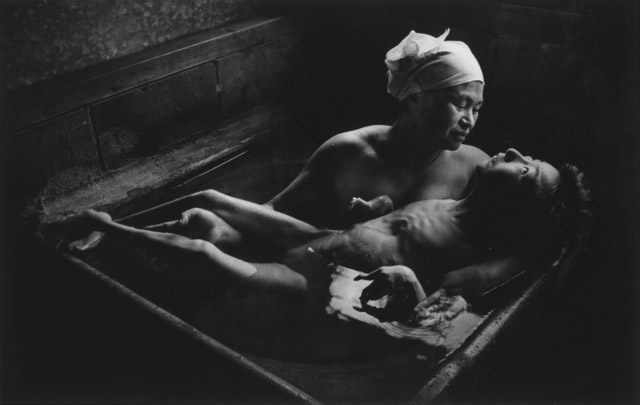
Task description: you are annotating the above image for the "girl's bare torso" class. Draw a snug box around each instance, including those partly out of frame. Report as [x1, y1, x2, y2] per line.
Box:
[283, 199, 482, 282]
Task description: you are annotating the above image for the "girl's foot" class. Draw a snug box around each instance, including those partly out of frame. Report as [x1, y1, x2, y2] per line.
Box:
[56, 209, 111, 251]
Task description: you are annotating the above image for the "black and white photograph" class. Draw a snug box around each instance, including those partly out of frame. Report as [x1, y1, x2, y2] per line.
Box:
[1, 0, 638, 403]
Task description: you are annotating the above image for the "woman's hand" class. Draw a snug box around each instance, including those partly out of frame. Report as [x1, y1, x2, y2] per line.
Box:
[354, 265, 426, 322]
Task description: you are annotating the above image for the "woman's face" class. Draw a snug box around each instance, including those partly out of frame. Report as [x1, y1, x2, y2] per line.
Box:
[409, 81, 484, 150]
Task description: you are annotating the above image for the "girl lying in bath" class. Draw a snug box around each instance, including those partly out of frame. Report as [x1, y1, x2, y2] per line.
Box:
[57, 148, 591, 323]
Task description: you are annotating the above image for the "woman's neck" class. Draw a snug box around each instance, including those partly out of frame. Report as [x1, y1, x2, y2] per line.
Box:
[386, 116, 441, 168]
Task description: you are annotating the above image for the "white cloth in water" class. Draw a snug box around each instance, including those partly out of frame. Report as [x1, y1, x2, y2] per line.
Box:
[385, 29, 484, 101]
[326, 266, 486, 352]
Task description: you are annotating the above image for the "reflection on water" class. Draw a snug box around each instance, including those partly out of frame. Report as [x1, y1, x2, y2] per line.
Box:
[79, 236, 420, 364]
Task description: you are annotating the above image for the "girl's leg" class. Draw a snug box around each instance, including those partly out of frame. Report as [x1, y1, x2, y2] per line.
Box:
[65, 207, 235, 252]
[62, 210, 309, 292]
[118, 189, 325, 250]
[143, 208, 243, 247]
[117, 190, 219, 228]
[65, 190, 237, 251]
[244, 262, 309, 293]
[191, 190, 326, 250]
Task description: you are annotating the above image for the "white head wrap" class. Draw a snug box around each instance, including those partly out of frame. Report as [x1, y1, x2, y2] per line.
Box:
[386, 29, 484, 101]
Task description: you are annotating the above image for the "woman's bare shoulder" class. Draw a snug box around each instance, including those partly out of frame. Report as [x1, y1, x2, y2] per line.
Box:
[320, 125, 391, 154]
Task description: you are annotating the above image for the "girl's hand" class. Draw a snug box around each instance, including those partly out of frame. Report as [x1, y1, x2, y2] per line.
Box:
[354, 265, 426, 322]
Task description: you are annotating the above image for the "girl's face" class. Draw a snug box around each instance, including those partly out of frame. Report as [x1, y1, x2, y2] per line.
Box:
[478, 148, 561, 248]
[409, 81, 484, 151]
[481, 148, 560, 196]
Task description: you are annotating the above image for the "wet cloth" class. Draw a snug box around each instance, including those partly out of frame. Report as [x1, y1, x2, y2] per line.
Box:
[386, 29, 484, 101]
[326, 265, 486, 352]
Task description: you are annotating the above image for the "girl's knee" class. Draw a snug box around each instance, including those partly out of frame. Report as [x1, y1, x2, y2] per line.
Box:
[181, 207, 209, 223]
[178, 208, 233, 243]
[197, 189, 225, 207]
[185, 238, 220, 269]
[190, 238, 213, 254]
[181, 206, 211, 223]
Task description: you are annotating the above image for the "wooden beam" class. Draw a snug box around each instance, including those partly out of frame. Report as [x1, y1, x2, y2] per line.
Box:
[39, 106, 277, 222]
[2, 15, 298, 137]
[379, 0, 594, 43]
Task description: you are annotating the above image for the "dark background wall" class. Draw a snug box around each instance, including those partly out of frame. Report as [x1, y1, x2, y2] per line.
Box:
[298, 3, 640, 401]
[0, 0, 259, 91]
[1, 0, 638, 403]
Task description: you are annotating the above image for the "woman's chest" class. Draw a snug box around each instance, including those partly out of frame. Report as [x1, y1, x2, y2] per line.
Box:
[333, 158, 472, 209]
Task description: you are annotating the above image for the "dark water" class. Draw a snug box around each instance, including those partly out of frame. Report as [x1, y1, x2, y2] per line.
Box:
[77, 234, 423, 365]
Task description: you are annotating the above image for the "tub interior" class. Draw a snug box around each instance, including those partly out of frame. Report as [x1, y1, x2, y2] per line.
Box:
[33, 110, 576, 403]
[24, 6, 592, 400]
[53, 145, 518, 402]
[6, 2, 630, 402]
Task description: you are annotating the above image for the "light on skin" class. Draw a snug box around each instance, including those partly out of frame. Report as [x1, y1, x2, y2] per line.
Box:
[481, 148, 560, 191]
[407, 81, 484, 153]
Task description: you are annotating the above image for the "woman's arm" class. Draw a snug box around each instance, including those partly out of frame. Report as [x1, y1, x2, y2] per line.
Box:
[266, 131, 371, 227]
[265, 138, 339, 225]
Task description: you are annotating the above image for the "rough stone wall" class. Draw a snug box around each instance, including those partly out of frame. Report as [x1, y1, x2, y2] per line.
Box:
[0, 0, 258, 91]
[0, 15, 302, 224]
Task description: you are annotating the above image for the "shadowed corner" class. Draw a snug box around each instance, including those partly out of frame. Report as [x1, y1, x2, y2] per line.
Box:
[1, 0, 638, 404]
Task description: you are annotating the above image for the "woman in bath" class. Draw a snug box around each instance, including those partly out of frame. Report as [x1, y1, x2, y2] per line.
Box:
[267, 29, 488, 228]
[260, 30, 531, 302]
[58, 149, 590, 322]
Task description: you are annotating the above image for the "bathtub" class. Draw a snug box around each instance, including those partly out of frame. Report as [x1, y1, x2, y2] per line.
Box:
[35, 138, 579, 403]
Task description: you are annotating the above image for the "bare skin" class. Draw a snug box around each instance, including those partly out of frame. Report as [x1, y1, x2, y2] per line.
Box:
[263, 82, 536, 304]
[85, 81, 527, 304]
[263, 83, 559, 307]
[113, 83, 485, 233]
[267, 82, 488, 228]
[59, 149, 560, 322]
[59, 193, 480, 314]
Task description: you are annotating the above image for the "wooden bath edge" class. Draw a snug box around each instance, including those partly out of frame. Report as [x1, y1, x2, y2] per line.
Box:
[33, 226, 574, 403]
[32, 232, 322, 404]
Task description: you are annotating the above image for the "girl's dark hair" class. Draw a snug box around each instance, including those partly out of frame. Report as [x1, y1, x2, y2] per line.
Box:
[531, 163, 592, 260]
